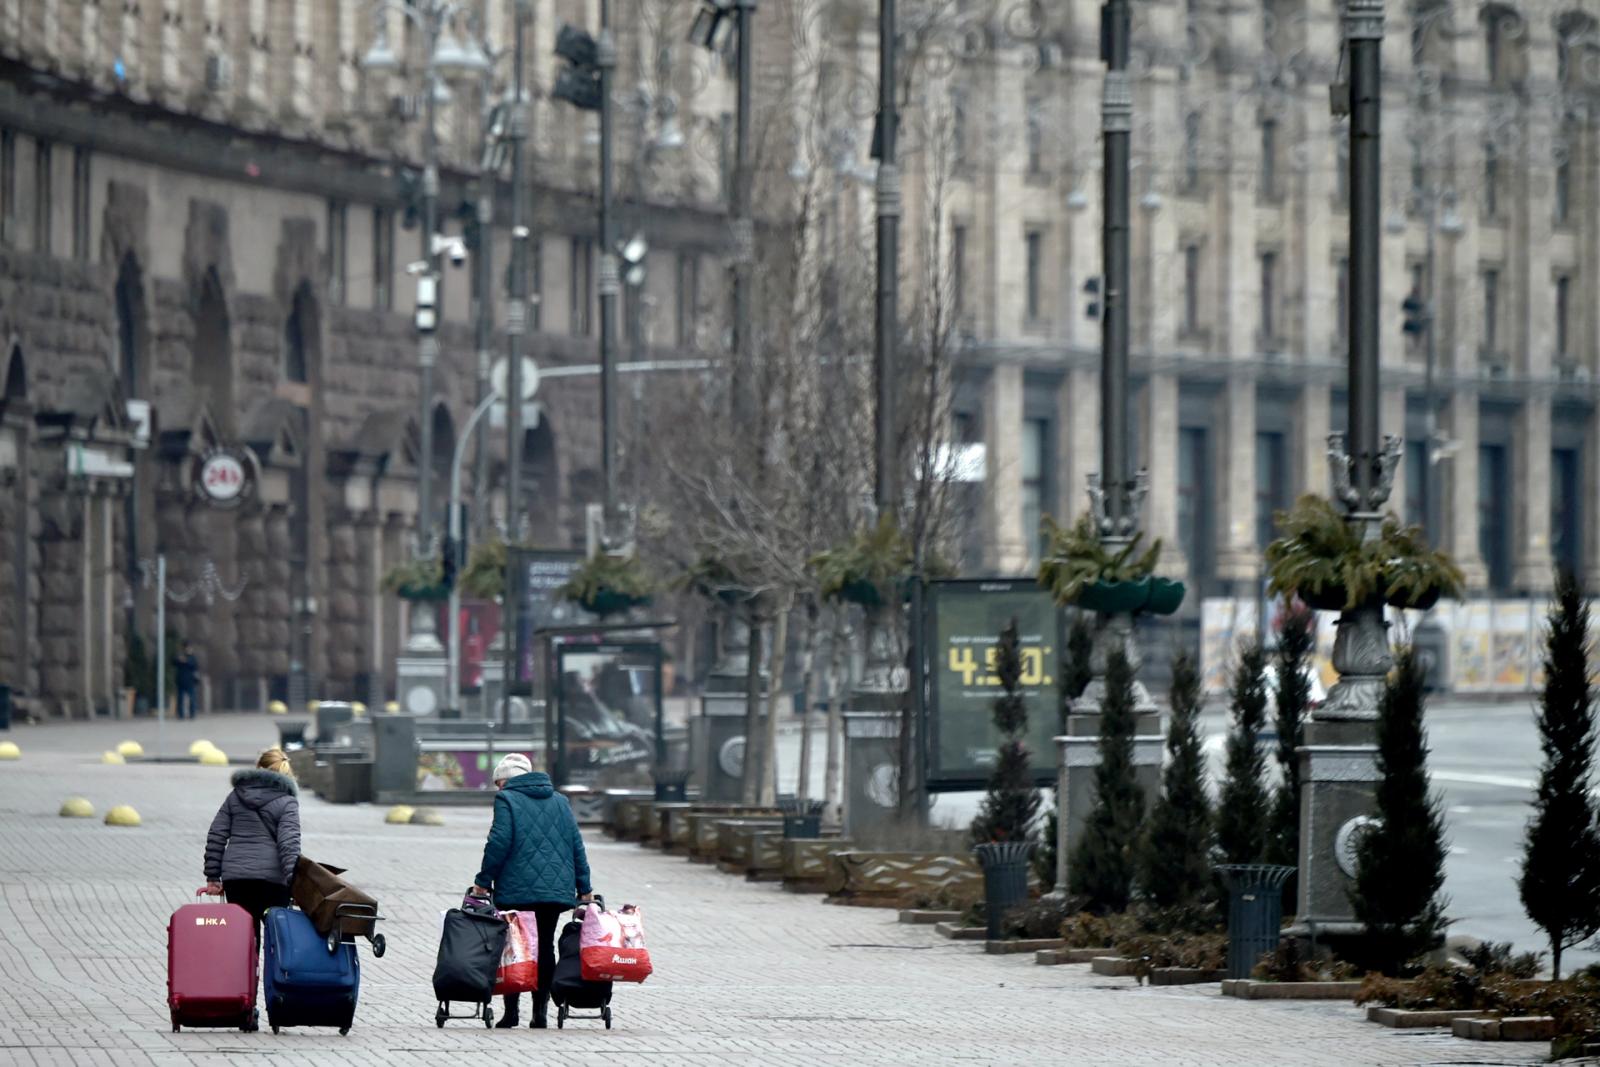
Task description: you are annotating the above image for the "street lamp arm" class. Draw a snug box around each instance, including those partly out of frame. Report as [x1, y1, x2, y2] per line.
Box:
[449, 390, 501, 546]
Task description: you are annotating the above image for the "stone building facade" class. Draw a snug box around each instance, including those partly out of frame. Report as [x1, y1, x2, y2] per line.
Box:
[934, 0, 1600, 604]
[0, 0, 753, 717]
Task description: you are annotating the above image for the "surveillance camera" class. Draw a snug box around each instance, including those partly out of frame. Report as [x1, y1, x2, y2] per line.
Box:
[448, 241, 468, 267]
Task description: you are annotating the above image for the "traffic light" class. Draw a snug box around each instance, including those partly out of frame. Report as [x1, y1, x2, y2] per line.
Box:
[552, 25, 602, 112]
[1402, 290, 1427, 336]
[441, 535, 458, 590]
[1083, 276, 1101, 321]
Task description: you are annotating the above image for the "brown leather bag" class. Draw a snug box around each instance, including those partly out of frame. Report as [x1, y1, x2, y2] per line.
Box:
[290, 857, 379, 941]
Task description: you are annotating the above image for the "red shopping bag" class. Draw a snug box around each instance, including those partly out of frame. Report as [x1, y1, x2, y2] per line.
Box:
[579, 902, 653, 983]
[492, 911, 540, 995]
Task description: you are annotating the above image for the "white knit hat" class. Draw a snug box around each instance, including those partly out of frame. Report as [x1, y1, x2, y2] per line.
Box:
[493, 753, 533, 783]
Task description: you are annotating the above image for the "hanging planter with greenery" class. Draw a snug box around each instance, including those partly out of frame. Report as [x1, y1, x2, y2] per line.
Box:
[1038, 514, 1180, 615]
[380, 556, 449, 601]
[457, 537, 512, 601]
[811, 515, 915, 609]
[559, 551, 655, 618]
[678, 554, 757, 607]
[1264, 495, 1464, 612]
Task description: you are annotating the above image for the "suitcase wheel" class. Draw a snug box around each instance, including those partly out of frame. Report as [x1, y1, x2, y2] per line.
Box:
[603, 1007, 613, 1030]
[339, 1026, 350, 1036]
[557, 1005, 567, 1029]
[271, 1025, 280, 1035]
[171, 1024, 180, 1033]
[435, 1007, 447, 1029]
[371, 933, 387, 958]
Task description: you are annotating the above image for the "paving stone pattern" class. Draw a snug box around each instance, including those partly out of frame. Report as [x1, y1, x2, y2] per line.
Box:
[0, 716, 1549, 1066]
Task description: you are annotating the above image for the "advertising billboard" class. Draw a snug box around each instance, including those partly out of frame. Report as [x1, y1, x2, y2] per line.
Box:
[925, 579, 1061, 791]
[554, 642, 662, 790]
[508, 549, 591, 685]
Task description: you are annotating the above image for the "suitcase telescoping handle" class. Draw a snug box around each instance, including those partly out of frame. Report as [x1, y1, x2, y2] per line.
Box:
[576, 893, 604, 913]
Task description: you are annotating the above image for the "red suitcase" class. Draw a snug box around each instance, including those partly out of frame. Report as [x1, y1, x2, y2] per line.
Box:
[168, 898, 259, 1032]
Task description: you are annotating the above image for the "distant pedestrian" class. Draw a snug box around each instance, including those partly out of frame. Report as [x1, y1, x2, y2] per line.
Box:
[202, 748, 302, 944]
[471, 753, 592, 1029]
[174, 642, 200, 720]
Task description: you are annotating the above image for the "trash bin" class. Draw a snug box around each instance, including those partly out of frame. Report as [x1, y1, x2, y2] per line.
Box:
[974, 841, 1034, 941]
[781, 799, 825, 839]
[0, 685, 10, 730]
[1217, 864, 1296, 980]
[654, 769, 691, 803]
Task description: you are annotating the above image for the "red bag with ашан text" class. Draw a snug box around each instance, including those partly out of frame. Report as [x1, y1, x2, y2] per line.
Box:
[578, 902, 652, 983]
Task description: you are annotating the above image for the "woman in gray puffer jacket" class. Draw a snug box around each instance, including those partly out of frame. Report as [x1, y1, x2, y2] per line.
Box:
[202, 747, 302, 938]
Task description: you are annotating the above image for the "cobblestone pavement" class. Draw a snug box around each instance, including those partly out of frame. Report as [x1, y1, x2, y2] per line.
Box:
[0, 716, 1553, 1066]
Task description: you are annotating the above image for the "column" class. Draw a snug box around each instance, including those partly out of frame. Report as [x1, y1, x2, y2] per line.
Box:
[1445, 392, 1489, 590]
[1511, 395, 1555, 594]
[1142, 374, 1185, 577]
[985, 363, 1027, 573]
[1295, 382, 1332, 498]
[1058, 367, 1099, 526]
[1215, 373, 1258, 586]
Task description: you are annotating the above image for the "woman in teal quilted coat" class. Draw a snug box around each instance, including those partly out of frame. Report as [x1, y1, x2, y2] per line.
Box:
[471, 753, 592, 1029]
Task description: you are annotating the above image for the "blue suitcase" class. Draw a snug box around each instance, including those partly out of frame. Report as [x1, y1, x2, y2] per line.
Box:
[262, 907, 361, 1035]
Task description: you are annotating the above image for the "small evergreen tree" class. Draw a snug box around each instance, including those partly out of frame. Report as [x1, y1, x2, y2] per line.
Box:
[1216, 644, 1271, 865]
[1519, 570, 1600, 980]
[970, 620, 1041, 846]
[1266, 605, 1315, 874]
[1070, 649, 1145, 913]
[1035, 615, 1098, 889]
[1350, 646, 1449, 974]
[1139, 652, 1213, 908]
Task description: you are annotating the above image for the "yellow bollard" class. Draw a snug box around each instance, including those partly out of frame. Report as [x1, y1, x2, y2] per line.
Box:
[0, 740, 19, 760]
[268, 700, 288, 715]
[352, 702, 367, 717]
[101, 751, 125, 765]
[384, 701, 400, 714]
[188, 740, 216, 757]
[308, 700, 321, 712]
[409, 808, 445, 827]
[104, 805, 142, 827]
[59, 797, 95, 818]
[198, 748, 229, 766]
[384, 804, 416, 825]
[115, 740, 144, 758]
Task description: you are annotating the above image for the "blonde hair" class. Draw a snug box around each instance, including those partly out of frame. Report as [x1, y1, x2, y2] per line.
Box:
[258, 747, 293, 776]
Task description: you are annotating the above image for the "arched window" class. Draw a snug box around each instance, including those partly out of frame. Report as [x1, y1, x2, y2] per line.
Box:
[3, 344, 24, 401]
[191, 268, 234, 433]
[1483, 5, 1526, 89]
[1557, 12, 1600, 92]
[116, 253, 144, 395]
[284, 283, 320, 385]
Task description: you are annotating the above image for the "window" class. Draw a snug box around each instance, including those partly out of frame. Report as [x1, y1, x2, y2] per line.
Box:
[1183, 113, 1201, 192]
[1555, 136, 1573, 226]
[1553, 447, 1581, 577]
[371, 207, 393, 310]
[1021, 418, 1050, 568]
[675, 251, 699, 346]
[1255, 431, 1288, 550]
[1478, 443, 1510, 591]
[1406, 263, 1425, 355]
[1337, 132, 1351, 207]
[952, 224, 967, 322]
[1405, 440, 1428, 534]
[528, 237, 543, 332]
[33, 138, 51, 254]
[1259, 250, 1278, 341]
[1024, 229, 1043, 324]
[1485, 8, 1521, 88]
[1482, 268, 1500, 353]
[951, 87, 969, 168]
[1336, 256, 1350, 342]
[1178, 426, 1211, 589]
[1183, 244, 1200, 334]
[0, 129, 13, 246]
[1260, 119, 1278, 200]
[1025, 95, 1043, 175]
[70, 147, 89, 261]
[326, 201, 347, 305]
[570, 237, 594, 337]
[1483, 144, 1499, 218]
[1557, 275, 1571, 360]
